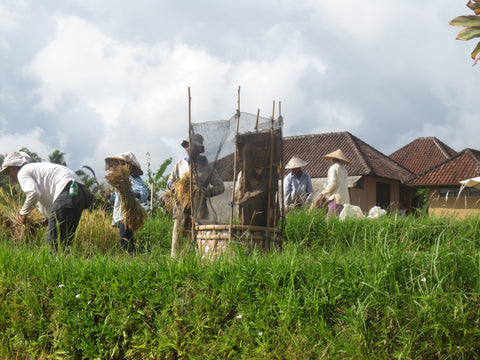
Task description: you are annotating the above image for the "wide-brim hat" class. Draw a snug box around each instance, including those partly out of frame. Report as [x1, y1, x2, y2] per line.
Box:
[105, 152, 143, 175]
[181, 133, 205, 153]
[323, 149, 351, 164]
[285, 156, 308, 169]
[0, 151, 32, 174]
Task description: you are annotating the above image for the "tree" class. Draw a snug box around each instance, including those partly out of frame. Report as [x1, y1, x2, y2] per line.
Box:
[49, 149, 67, 166]
[18, 147, 42, 162]
[450, 0, 480, 65]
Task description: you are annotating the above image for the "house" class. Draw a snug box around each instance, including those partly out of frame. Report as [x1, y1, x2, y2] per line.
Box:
[214, 131, 414, 215]
[407, 148, 480, 218]
[389, 136, 457, 176]
[283, 132, 414, 213]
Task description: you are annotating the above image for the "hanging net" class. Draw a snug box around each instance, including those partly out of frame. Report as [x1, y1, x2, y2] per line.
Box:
[186, 111, 284, 228]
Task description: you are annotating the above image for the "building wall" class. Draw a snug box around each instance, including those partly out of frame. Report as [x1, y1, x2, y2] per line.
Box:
[209, 176, 408, 223]
[428, 188, 480, 218]
[348, 177, 402, 214]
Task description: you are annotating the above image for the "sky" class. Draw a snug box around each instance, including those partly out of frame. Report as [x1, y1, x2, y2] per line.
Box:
[0, 0, 477, 179]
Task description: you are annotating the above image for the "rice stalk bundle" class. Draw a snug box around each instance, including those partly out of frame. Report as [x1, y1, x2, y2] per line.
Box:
[160, 189, 175, 214]
[0, 187, 43, 243]
[174, 172, 197, 211]
[106, 165, 146, 232]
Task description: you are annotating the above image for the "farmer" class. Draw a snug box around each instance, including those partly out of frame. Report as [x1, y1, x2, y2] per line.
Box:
[0, 151, 92, 249]
[314, 149, 350, 216]
[283, 156, 313, 212]
[105, 152, 149, 254]
[167, 133, 224, 257]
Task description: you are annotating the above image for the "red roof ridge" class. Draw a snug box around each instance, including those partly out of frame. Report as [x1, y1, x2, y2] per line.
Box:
[344, 131, 372, 172]
[432, 137, 455, 159]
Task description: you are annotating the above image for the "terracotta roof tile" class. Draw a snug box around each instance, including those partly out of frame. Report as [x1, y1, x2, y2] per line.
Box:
[408, 148, 480, 186]
[215, 131, 413, 182]
[283, 132, 413, 181]
[389, 137, 457, 175]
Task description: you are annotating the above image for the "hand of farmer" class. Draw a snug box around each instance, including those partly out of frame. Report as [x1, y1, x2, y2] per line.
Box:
[126, 190, 140, 199]
[314, 194, 326, 208]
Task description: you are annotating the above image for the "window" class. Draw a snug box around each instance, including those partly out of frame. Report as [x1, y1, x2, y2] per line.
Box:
[438, 186, 480, 198]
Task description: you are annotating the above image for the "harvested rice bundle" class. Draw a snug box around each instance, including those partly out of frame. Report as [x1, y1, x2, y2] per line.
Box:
[160, 189, 174, 214]
[105, 165, 146, 232]
[0, 187, 43, 243]
[174, 172, 197, 210]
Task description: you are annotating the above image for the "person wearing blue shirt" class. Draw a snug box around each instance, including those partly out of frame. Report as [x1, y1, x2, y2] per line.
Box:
[105, 152, 149, 254]
[283, 156, 313, 212]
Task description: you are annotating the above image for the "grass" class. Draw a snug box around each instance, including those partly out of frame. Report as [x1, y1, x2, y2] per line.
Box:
[1, 209, 480, 358]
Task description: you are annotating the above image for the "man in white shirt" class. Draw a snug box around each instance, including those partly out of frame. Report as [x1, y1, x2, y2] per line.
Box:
[316, 149, 350, 216]
[167, 134, 224, 257]
[0, 151, 92, 249]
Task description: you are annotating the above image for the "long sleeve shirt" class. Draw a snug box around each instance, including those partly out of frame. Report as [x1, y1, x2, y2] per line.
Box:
[17, 163, 84, 216]
[112, 174, 149, 223]
[283, 171, 313, 208]
[321, 162, 350, 205]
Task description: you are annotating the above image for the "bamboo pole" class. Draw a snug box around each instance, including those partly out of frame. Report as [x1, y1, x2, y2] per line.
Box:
[150, 183, 154, 213]
[265, 100, 275, 248]
[277, 101, 285, 238]
[229, 86, 241, 244]
[279, 116, 285, 240]
[254, 108, 260, 131]
[188, 87, 195, 241]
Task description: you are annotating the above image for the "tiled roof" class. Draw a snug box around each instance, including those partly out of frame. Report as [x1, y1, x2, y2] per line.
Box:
[215, 131, 413, 182]
[389, 137, 457, 175]
[408, 148, 480, 186]
[283, 132, 413, 181]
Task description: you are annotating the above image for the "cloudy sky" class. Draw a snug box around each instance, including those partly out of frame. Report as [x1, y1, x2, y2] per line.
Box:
[0, 0, 477, 178]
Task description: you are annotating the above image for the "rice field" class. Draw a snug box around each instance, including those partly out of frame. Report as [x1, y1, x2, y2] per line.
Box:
[1, 208, 480, 359]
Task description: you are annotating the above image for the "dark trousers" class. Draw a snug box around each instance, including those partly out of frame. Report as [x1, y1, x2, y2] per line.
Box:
[46, 181, 87, 247]
[119, 221, 135, 254]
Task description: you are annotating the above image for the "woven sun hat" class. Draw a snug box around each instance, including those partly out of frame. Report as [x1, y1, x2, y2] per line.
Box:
[0, 151, 32, 174]
[181, 133, 205, 153]
[285, 156, 308, 169]
[323, 149, 351, 164]
[105, 152, 143, 176]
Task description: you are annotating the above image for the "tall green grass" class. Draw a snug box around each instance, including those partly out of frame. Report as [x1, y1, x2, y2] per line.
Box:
[1, 209, 480, 358]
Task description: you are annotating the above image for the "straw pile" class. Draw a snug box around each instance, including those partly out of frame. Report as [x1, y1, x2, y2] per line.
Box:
[160, 189, 174, 214]
[105, 165, 146, 232]
[174, 172, 197, 211]
[0, 187, 43, 243]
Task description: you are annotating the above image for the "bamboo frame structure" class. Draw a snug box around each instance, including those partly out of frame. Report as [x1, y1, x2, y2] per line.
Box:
[188, 87, 196, 240]
[229, 86, 241, 244]
[278, 101, 286, 236]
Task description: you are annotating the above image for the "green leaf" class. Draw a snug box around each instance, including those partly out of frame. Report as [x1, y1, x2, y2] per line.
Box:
[467, 0, 480, 14]
[456, 26, 480, 40]
[471, 41, 480, 59]
[449, 15, 480, 27]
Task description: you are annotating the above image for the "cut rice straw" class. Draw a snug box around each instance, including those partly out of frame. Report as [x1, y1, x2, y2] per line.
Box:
[105, 165, 146, 232]
[174, 172, 197, 211]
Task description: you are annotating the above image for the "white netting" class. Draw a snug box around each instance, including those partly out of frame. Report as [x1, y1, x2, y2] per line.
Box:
[188, 111, 283, 226]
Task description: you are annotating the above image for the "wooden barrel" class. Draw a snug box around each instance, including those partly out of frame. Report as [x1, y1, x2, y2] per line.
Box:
[195, 224, 283, 255]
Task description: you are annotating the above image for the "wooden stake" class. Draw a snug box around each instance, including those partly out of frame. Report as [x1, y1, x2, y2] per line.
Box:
[229, 86, 241, 244]
[265, 101, 275, 248]
[254, 108, 260, 131]
[188, 87, 195, 241]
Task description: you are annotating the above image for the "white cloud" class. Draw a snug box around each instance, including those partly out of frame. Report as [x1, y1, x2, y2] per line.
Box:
[0, 128, 53, 159]
[0, 0, 478, 175]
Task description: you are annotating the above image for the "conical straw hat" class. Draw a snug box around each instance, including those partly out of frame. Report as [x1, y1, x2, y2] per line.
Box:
[323, 149, 351, 164]
[285, 156, 308, 169]
[105, 152, 143, 175]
